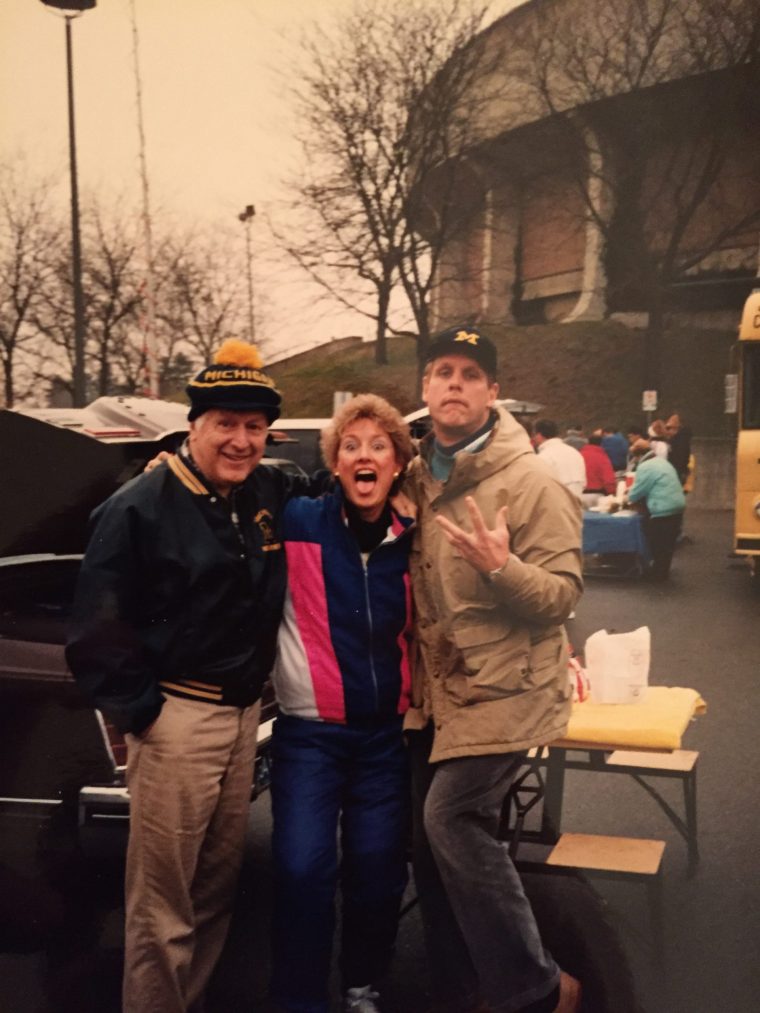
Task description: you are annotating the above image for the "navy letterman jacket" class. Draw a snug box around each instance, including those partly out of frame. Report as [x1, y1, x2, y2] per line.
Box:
[66, 453, 305, 735]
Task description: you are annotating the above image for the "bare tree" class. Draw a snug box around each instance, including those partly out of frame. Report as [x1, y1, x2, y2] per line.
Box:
[81, 201, 144, 395]
[270, 191, 399, 366]
[511, 0, 760, 387]
[0, 161, 264, 407]
[283, 0, 494, 371]
[31, 197, 151, 398]
[28, 197, 214, 400]
[154, 228, 260, 370]
[0, 160, 61, 407]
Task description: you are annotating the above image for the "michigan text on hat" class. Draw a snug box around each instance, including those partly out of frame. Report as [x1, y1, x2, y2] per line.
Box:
[189, 368, 277, 388]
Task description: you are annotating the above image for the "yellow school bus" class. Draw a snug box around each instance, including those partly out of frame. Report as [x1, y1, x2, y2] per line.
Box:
[736, 290, 760, 585]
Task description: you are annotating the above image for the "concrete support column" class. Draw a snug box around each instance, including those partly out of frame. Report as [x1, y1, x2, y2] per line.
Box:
[430, 170, 519, 330]
[480, 187, 493, 320]
[430, 235, 470, 331]
[482, 180, 519, 324]
[563, 123, 610, 323]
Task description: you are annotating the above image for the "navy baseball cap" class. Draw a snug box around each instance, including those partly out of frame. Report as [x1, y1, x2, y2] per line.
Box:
[425, 326, 497, 376]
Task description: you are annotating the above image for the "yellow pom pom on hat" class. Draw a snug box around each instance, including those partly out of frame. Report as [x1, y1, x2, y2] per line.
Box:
[212, 338, 264, 369]
[186, 338, 282, 423]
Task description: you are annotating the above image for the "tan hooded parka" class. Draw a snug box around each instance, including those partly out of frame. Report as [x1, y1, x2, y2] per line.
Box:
[405, 405, 583, 762]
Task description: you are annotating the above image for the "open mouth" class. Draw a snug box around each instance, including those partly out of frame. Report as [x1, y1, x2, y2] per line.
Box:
[354, 469, 378, 493]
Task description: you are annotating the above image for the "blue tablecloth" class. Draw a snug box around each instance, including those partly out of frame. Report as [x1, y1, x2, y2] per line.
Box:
[582, 510, 650, 560]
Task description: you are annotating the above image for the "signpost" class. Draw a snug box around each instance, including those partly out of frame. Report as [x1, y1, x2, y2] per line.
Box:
[642, 390, 658, 412]
[642, 389, 657, 426]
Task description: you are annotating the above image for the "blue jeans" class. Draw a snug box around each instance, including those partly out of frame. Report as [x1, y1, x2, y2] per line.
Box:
[270, 714, 409, 1013]
[408, 725, 560, 1013]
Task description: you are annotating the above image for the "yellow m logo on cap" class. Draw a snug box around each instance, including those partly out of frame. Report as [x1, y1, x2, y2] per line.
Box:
[454, 330, 480, 346]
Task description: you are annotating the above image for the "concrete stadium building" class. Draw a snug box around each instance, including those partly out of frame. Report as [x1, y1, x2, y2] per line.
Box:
[426, 0, 760, 332]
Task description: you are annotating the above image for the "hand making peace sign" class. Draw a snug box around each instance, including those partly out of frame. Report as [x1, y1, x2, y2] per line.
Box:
[434, 496, 510, 576]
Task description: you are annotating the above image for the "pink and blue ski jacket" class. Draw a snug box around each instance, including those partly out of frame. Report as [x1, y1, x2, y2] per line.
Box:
[271, 490, 413, 724]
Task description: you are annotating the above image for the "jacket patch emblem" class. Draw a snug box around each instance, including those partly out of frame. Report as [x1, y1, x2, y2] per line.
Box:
[254, 509, 281, 551]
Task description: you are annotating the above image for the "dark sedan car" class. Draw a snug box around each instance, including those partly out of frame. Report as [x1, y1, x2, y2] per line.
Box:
[0, 553, 116, 811]
[0, 551, 278, 818]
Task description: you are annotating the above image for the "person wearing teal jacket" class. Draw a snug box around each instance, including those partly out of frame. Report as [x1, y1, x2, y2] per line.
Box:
[627, 440, 686, 580]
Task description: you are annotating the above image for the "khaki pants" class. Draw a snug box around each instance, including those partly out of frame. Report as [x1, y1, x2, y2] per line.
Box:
[122, 694, 260, 1013]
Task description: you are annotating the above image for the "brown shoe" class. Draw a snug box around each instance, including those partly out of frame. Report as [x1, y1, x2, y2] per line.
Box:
[553, 972, 581, 1013]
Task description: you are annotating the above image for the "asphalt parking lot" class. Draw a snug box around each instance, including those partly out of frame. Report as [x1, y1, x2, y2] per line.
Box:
[1, 507, 758, 1013]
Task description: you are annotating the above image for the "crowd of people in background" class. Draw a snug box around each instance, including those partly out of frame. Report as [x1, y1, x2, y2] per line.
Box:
[518, 413, 693, 582]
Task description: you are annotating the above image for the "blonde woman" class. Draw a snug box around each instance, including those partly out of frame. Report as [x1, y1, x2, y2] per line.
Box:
[269, 395, 415, 1013]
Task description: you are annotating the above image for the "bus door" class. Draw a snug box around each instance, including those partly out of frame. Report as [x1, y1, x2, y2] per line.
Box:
[736, 290, 760, 584]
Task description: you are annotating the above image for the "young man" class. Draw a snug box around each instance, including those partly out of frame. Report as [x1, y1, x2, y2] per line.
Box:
[404, 326, 584, 1013]
[67, 341, 291, 1013]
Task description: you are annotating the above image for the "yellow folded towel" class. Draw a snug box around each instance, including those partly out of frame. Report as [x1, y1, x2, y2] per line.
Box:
[555, 686, 706, 751]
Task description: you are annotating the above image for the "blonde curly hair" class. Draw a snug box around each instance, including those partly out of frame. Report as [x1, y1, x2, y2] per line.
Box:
[320, 394, 414, 474]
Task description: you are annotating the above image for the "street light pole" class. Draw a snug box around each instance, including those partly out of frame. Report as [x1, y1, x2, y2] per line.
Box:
[64, 14, 87, 407]
[238, 204, 256, 343]
[129, 0, 158, 399]
[41, 0, 96, 408]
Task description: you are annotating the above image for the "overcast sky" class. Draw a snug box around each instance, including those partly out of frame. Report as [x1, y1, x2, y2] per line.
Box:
[1, 0, 521, 357]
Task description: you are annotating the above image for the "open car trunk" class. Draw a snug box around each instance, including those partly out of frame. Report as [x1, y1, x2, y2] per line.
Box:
[0, 397, 190, 556]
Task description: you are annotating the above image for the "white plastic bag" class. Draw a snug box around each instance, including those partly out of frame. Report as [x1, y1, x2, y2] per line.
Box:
[584, 626, 650, 704]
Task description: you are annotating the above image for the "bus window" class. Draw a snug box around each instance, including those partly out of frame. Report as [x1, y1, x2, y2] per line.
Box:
[743, 344, 760, 429]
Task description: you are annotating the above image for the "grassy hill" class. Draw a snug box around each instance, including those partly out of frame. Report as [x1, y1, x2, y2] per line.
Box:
[269, 320, 737, 437]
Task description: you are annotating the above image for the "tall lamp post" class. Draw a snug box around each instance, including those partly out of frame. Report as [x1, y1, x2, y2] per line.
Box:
[238, 204, 256, 343]
[40, 0, 96, 408]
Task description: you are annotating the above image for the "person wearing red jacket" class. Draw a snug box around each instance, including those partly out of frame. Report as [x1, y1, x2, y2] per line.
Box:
[581, 434, 617, 494]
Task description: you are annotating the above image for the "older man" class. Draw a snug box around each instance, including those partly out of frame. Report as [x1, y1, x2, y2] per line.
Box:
[404, 327, 583, 1013]
[67, 340, 290, 1013]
